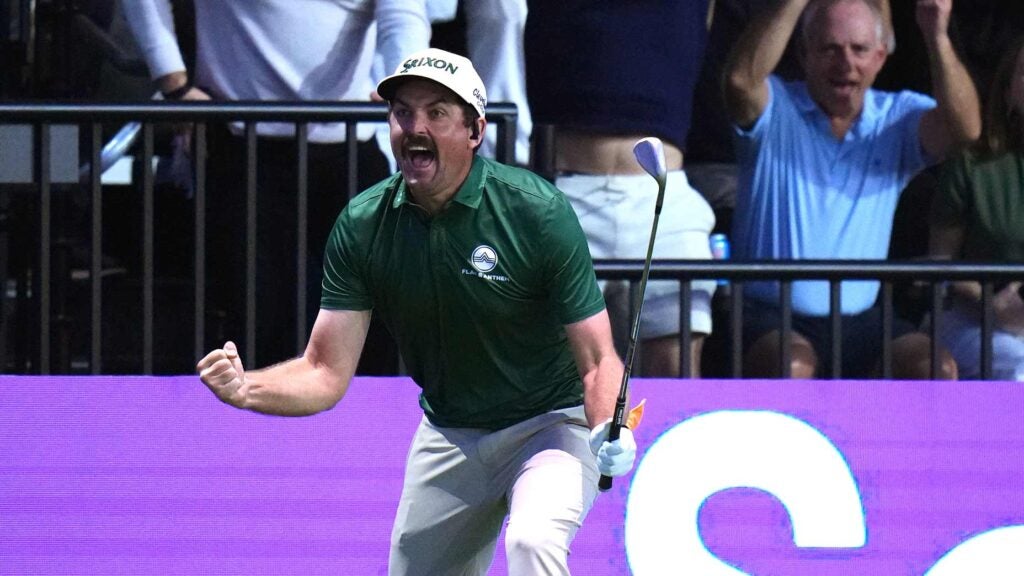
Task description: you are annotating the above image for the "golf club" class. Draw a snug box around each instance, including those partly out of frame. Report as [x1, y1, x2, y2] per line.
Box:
[599, 136, 667, 492]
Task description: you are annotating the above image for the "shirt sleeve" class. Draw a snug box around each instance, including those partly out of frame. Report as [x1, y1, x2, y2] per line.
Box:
[121, 0, 187, 80]
[541, 193, 606, 325]
[893, 90, 939, 175]
[732, 74, 781, 159]
[375, 0, 431, 74]
[320, 206, 375, 311]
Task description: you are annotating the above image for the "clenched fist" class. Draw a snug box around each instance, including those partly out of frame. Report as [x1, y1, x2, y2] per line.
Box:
[916, 0, 952, 44]
[196, 341, 247, 407]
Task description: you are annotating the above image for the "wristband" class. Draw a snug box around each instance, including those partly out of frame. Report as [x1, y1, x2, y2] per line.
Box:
[162, 82, 193, 100]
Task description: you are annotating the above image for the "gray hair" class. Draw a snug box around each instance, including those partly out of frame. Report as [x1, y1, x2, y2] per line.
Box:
[799, 0, 894, 55]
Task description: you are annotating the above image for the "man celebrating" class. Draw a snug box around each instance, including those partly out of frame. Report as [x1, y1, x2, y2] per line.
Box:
[723, 0, 980, 378]
[196, 48, 635, 575]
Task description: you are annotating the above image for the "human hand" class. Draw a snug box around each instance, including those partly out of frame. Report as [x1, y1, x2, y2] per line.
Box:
[993, 282, 1024, 337]
[589, 420, 637, 477]
[157, 71, 211, 103]
[915, 0, 952, 45]
[196, 341, 247, 406]
[176, 85, 212, 102]
[156, 73, 212, 157]
[166, 86, 211, 158]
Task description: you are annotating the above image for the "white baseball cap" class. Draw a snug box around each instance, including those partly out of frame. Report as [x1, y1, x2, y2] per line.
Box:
[377, 48, 487, 118]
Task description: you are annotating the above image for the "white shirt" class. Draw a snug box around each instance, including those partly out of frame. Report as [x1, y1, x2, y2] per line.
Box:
[122, 0, 430, 142]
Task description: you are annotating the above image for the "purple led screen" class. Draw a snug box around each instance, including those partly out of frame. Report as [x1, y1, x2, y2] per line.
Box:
[2, 376, 1024, 575]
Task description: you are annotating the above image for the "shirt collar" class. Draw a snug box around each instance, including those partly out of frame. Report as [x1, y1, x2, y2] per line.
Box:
[391, 155, 487, 210]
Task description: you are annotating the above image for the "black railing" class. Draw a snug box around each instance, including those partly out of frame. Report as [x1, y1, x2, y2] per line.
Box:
[596, 260, 1024, 380]
[0, 102, 517, 374]
[2, 102, 1021, 380]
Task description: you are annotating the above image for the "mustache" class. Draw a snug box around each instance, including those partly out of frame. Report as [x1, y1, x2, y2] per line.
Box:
[402, 135, 435, 151]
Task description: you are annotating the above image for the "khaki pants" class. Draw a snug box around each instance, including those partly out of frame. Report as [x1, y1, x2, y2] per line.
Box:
[388, 406, 599, 576]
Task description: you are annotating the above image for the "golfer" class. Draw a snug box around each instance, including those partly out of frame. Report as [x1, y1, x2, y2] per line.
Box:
[196, 48, 637, 575]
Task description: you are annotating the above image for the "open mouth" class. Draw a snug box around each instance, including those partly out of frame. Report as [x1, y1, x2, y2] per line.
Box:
[828, 79, 858, 94]
[404, 140, 437, 170]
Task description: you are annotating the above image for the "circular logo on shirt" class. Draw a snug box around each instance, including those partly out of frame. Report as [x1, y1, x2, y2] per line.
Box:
[470, 245, 498, 273]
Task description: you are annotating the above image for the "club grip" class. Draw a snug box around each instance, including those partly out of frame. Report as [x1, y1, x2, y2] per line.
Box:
[597, 421, 622, 492]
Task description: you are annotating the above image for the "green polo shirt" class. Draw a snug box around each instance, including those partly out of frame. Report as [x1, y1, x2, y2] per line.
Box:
[934, 150, 1024, 261]
[321, 156, 606, 429]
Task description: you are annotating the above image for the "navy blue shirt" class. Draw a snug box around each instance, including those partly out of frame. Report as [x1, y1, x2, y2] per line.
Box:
[525, 0, 710, 152]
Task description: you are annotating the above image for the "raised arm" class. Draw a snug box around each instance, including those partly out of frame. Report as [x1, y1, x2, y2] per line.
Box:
[196, 308, 371, 416]
[723, 0, 811, 129]
[916, 0, 982, 160]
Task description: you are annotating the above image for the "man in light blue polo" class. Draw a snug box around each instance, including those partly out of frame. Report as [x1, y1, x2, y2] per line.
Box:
[723, 0, 980, 378]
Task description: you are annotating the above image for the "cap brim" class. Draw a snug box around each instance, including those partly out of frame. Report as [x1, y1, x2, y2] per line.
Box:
[376, 73, 410, 102]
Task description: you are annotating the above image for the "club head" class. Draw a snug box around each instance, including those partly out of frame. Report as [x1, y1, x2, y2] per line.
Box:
[633, 137, 667, 182]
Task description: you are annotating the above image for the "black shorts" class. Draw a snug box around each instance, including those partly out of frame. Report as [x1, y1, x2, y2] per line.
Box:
[741, 298, 919, 378]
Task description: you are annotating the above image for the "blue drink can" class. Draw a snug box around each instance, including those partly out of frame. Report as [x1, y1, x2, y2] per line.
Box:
[709, 233, 730, 260]
[709, 233, 730, 287]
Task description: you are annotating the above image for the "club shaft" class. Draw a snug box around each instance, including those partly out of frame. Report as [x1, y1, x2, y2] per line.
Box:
[599, 174, 666, 492]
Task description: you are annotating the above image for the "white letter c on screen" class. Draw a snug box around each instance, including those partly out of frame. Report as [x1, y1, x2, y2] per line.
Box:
[925, 526, 1024, 575]
[625, 410, 867, 575]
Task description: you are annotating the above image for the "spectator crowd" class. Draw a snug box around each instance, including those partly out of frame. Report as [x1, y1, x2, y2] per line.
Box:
[9, 0, 1024, 382]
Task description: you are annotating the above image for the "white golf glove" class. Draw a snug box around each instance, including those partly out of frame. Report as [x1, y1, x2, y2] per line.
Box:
[589, 419, 637, 477]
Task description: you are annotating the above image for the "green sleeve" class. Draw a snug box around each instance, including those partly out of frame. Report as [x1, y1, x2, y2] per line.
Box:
[320, 206, 374, 311]
[542, 192, 606, 325]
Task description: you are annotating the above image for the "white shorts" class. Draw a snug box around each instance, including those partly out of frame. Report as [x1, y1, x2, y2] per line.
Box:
[558, 170, 717, 338]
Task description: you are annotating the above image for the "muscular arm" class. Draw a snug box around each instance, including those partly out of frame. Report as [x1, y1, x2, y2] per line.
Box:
[916, 0, 981, 160]
[723, 0, 810, 129]
[196, 309, 371, 416]
[564, 310, 624, 429]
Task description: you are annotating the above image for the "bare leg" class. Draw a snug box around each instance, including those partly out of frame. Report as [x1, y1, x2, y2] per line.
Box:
[743, 329, 818, 379]
[639, 333, 706, 377]
[878, 332, 958, 380]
